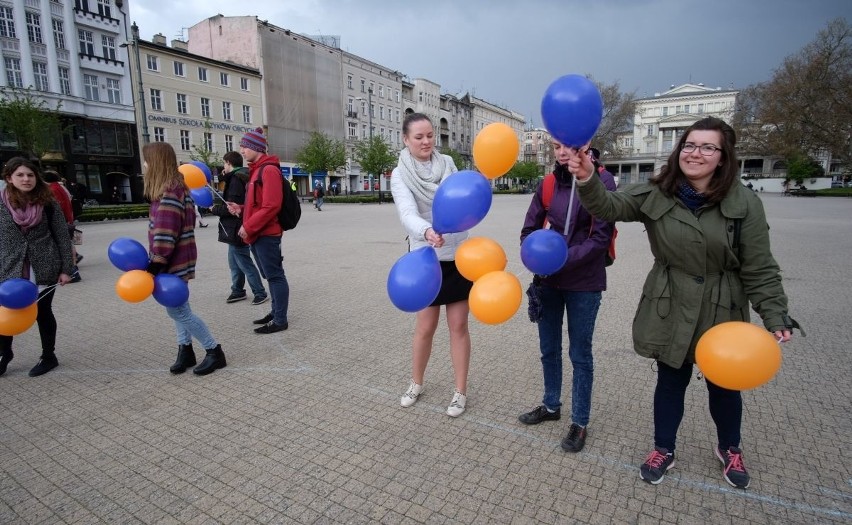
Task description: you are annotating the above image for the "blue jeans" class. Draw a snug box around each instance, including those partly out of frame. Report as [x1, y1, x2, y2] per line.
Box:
[537, 287, 602, 426]
[228, 244, 267, 298]
[165, 302, 217, 349]
[316, 197, 324, 209]
[251, 235, 289, 325]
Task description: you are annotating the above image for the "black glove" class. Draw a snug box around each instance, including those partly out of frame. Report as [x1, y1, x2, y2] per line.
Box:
[146, 261, 167, 276]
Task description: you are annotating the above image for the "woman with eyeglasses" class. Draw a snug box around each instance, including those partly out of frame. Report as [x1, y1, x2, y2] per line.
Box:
[566, 117, 800, 489]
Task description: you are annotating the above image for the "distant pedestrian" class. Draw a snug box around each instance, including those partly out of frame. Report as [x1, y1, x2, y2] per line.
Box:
[314, 184, 325, 211]
[43, 171, 82, 283]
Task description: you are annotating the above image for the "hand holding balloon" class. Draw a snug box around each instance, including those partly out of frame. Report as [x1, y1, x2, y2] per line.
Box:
[425, 228, 444, 248]
[566, 149, 595, 182]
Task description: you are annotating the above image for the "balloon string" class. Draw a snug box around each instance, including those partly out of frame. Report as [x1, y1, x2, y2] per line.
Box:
[34, 267, 80, 302]
[563, 176, 576, 237]
[207, 183, 227, 202]
[777, 335, 784, 344]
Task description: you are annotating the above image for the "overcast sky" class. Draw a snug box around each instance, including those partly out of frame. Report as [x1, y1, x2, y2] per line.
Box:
[128, 0, 851, 125]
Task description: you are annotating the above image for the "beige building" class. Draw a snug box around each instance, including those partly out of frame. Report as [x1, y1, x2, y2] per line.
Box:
[523, 127, 555, 175]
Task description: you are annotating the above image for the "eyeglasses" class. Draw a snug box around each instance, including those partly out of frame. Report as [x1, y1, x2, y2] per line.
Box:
[681, 142, 722, 156]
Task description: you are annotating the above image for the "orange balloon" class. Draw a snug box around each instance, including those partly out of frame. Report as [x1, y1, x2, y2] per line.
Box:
[178, 164, 206, 190]
[0, 303, 38, 336]
[455, 237, 508, 282]
[115, 270, 155, 303]
[696, 321, 782, 390]
[473, 122, 520, 179]
[468, 270, 522, 325]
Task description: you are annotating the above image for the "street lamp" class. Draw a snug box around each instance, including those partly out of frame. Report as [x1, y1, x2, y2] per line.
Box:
[356, 87, 376, 199]
[120, 22, 149, 144]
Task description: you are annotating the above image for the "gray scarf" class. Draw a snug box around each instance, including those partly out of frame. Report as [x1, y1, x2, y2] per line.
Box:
[396, 148, 452, 207]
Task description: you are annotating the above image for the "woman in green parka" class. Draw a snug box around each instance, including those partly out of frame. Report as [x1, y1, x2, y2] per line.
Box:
[567, 117, 799, 489]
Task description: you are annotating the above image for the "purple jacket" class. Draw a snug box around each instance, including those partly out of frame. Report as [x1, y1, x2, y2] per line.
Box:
[521, 168, 616, 291]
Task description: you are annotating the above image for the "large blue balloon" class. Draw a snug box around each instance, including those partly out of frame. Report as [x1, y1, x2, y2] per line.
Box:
[431, 170, 492, 234]
[153, 274, 189, 307]
[541, 74, 603, 148]
[521, 229, 569, 276]
[387, 246, 442, 312]
[190, 187, 213, 208]
[189, 161, 213, 183]
[108, 237, 149, 272]
[0, 278, 39, 309]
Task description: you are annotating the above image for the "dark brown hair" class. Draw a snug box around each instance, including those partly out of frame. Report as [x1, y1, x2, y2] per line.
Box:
[402, 112, 432, 136]
[223, 151, 243, 168]
[1, 157, 54, 208]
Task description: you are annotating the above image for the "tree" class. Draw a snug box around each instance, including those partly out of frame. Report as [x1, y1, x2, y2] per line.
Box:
[0, 87, 67, 161]
[506, 160, 541, 186]
[294, 131, 346, 176]
[786, 152, 825, 185]
[352, 135, 397, 182]
[591, 78, 637, 157]
[733, 18, 852, 161]
[440, 147, 467, 170]
[189, 118, 222, 168]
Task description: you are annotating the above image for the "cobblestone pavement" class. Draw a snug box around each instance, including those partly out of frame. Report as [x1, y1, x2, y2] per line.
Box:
[0, 194, 850, 524]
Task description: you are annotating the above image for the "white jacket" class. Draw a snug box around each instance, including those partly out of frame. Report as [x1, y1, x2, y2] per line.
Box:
[390, 158, 468, 261]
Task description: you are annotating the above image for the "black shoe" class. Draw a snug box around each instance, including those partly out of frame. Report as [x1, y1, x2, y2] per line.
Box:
[251, 295, 269, 306]
[29, 354, 58, 377]
[0, 348, 13, 376]
[199, 223, 208, 228]
[169, 344, 196, 374]
[75, 253, 84, 264]
[193, 345, 226, 375]
[226, 292, 247, 303]
[640, 447, 676, 485]
[253, 313, 274, 325]
[254, 321, 288, 334]
[716, 446, 750, 489]
[560, 423, 587, 453]
[518, 405, 561, 425]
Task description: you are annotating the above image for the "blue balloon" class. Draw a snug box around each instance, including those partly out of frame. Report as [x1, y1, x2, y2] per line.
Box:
[387, 246, 442, 312]
[108, 237, 149, 272]
[153, 274, 189, 307]
[541, 74, 603, 148]
[190, 160, 213, 183]
[521, 229, 569, 276]
[190, 187, 213, 208]
[0, 278, 39, 309]
[431, 170, 493, 234]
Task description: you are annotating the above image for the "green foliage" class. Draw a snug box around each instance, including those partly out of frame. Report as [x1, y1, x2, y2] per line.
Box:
[507, 161, 542, 183]
[352, 136, 397, 178]
[78, 204, 150, 222]
[189, 118, 222, 167]
[0, 87, 68, 160]
[295, 131, 346, 175]
[786, 153, 825, 184]
[441, 148, 468, 170]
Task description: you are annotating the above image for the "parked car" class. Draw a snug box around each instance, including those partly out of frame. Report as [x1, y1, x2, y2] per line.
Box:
[831, 181, 844, 188]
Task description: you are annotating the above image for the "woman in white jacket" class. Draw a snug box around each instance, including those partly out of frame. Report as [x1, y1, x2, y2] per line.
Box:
[390, 113, 472, 417]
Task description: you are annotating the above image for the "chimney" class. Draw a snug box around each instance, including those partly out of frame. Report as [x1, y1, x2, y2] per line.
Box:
[171, 39, 188, 51]
[152, 33, 167, 45]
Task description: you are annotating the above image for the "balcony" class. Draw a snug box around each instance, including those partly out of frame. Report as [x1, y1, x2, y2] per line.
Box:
[56, 48, 70, 62]
[346, 110, 358, 119]
[30, 42, 47, 59]
[50, 1, 64, 17]
[1, 37, 20, 52]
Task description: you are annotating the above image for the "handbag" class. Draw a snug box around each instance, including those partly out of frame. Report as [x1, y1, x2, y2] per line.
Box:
[526, 275, 544, 322]
[72, 228, 83, 245]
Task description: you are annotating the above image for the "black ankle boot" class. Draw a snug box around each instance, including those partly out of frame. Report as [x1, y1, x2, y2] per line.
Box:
[193, 344, 226, 375]
[29, 353, 58, 377]
[170, 344, 197, 374]
[0, 348, 13, 376]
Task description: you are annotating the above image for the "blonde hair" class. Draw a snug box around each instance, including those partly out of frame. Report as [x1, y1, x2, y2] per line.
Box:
[142, 142, 185, 200]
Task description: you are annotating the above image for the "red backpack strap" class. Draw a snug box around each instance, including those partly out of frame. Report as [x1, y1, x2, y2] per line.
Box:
[541, 173, 556, 228]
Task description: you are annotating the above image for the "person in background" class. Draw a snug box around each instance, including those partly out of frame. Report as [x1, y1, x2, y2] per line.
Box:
[142, 142, 226, 375]
[210, 151, 268, 305]
[314, 184, 325, 211]
[391, 112, 472, 418]
[517, 140, 616, 453]
[43, 171, 81, 283]
[0, 157, 75, 377]
[568, 116, 800, 488]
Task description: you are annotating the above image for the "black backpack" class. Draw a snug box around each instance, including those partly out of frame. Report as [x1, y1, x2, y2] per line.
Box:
[253, 162, 301, 230]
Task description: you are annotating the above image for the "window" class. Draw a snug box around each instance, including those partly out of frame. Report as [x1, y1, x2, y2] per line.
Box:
[378, 86, 384, 98]
[370, 104, 375, 118]
[146, 54, 159, 71]
[242, 105, 251, 123]
[200, 97, 210, 118]
[78, 29, 94, 55]
[58, 67, 71, 95]
[395, 109, 400, 123]
[240, 77, 249, 91]
[74, 0, 89, 11]
[222, 101, 231, 120]
[697, 103, 704, 114]
[96, 0, 110, 18]
[348, 122, 356, 138]
[198, 66, 207, 82]
[5, 58, 22, 88]
[396, 90, 400, 103]
[683, 104, 690, 113]
[360, 78, 365, 93]
[180, 130, 190, 151]
[347, 98, 354, 114]
[150, 88, 162, 110]
[83, 74, 99, 101]
[153, 127, 165, 142]
[646, 124, 654, 137]
[26, 12, 43, 43]
[347, 75, 352, 89]
[0, 7, 16, 38]
[204, 132, 213, 151]
[361, 124, 367, 139]
[176, 93, 187, 114]
[380, 106, 385, 120]
[662, 106, 668, 117]
[101, 35, 116, 60]
[224, 135, 233, 152]
[33, 62, 49, 91]
[106, 78, 120, 104]
[220, 72, 229, 86]
[52, 19, 65, 49]
[173, 61, 184, 77]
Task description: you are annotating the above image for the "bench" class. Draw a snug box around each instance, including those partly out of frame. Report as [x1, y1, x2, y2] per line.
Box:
[783, 189, 817, 197]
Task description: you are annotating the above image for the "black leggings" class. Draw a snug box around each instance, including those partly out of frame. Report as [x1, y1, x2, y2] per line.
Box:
[0, 287, 57, 356]
[653, 360, 742, 452]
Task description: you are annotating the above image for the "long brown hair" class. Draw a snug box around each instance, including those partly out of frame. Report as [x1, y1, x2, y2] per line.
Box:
[652, 117, 739, 203]
[1, 157, 54, 209]
[142, 142, 185, 201]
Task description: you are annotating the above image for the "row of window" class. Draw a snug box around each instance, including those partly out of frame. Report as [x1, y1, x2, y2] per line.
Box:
[145, 55, 251, 91]
[345, 121, 401, 144]
[654, 101, 731, 117]
[4, 56, 74, 95]
[152, 128, 234, 153]
[148, 89, 253, 123]
[74, 0, 114, 19]
[346, 98, 400, 123]
[345, 74, 400, 102]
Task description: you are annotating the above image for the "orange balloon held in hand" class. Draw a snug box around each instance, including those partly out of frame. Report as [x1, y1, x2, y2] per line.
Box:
[695, 321, 782, 390]
[0, 303, 38, 336]
[115, 270, 155, 303]
[178, 164, 207, 190]
[468, 270, 522, 325]
[473, 123, 519, 179]
[455, 237, 508, 282]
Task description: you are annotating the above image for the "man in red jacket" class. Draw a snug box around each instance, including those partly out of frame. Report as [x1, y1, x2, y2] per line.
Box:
[236, 128, 290, 334]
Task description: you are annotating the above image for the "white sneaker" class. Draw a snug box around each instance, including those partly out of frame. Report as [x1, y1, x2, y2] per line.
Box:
[400, 381, 423, 407]
[446, 390, 466, 417]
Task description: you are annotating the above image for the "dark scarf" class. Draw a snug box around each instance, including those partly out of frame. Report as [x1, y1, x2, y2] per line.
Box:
[677, 183, 708, 211]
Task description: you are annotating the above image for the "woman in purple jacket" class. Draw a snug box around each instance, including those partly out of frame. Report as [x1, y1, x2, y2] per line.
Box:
[518, 141, 616, 453]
